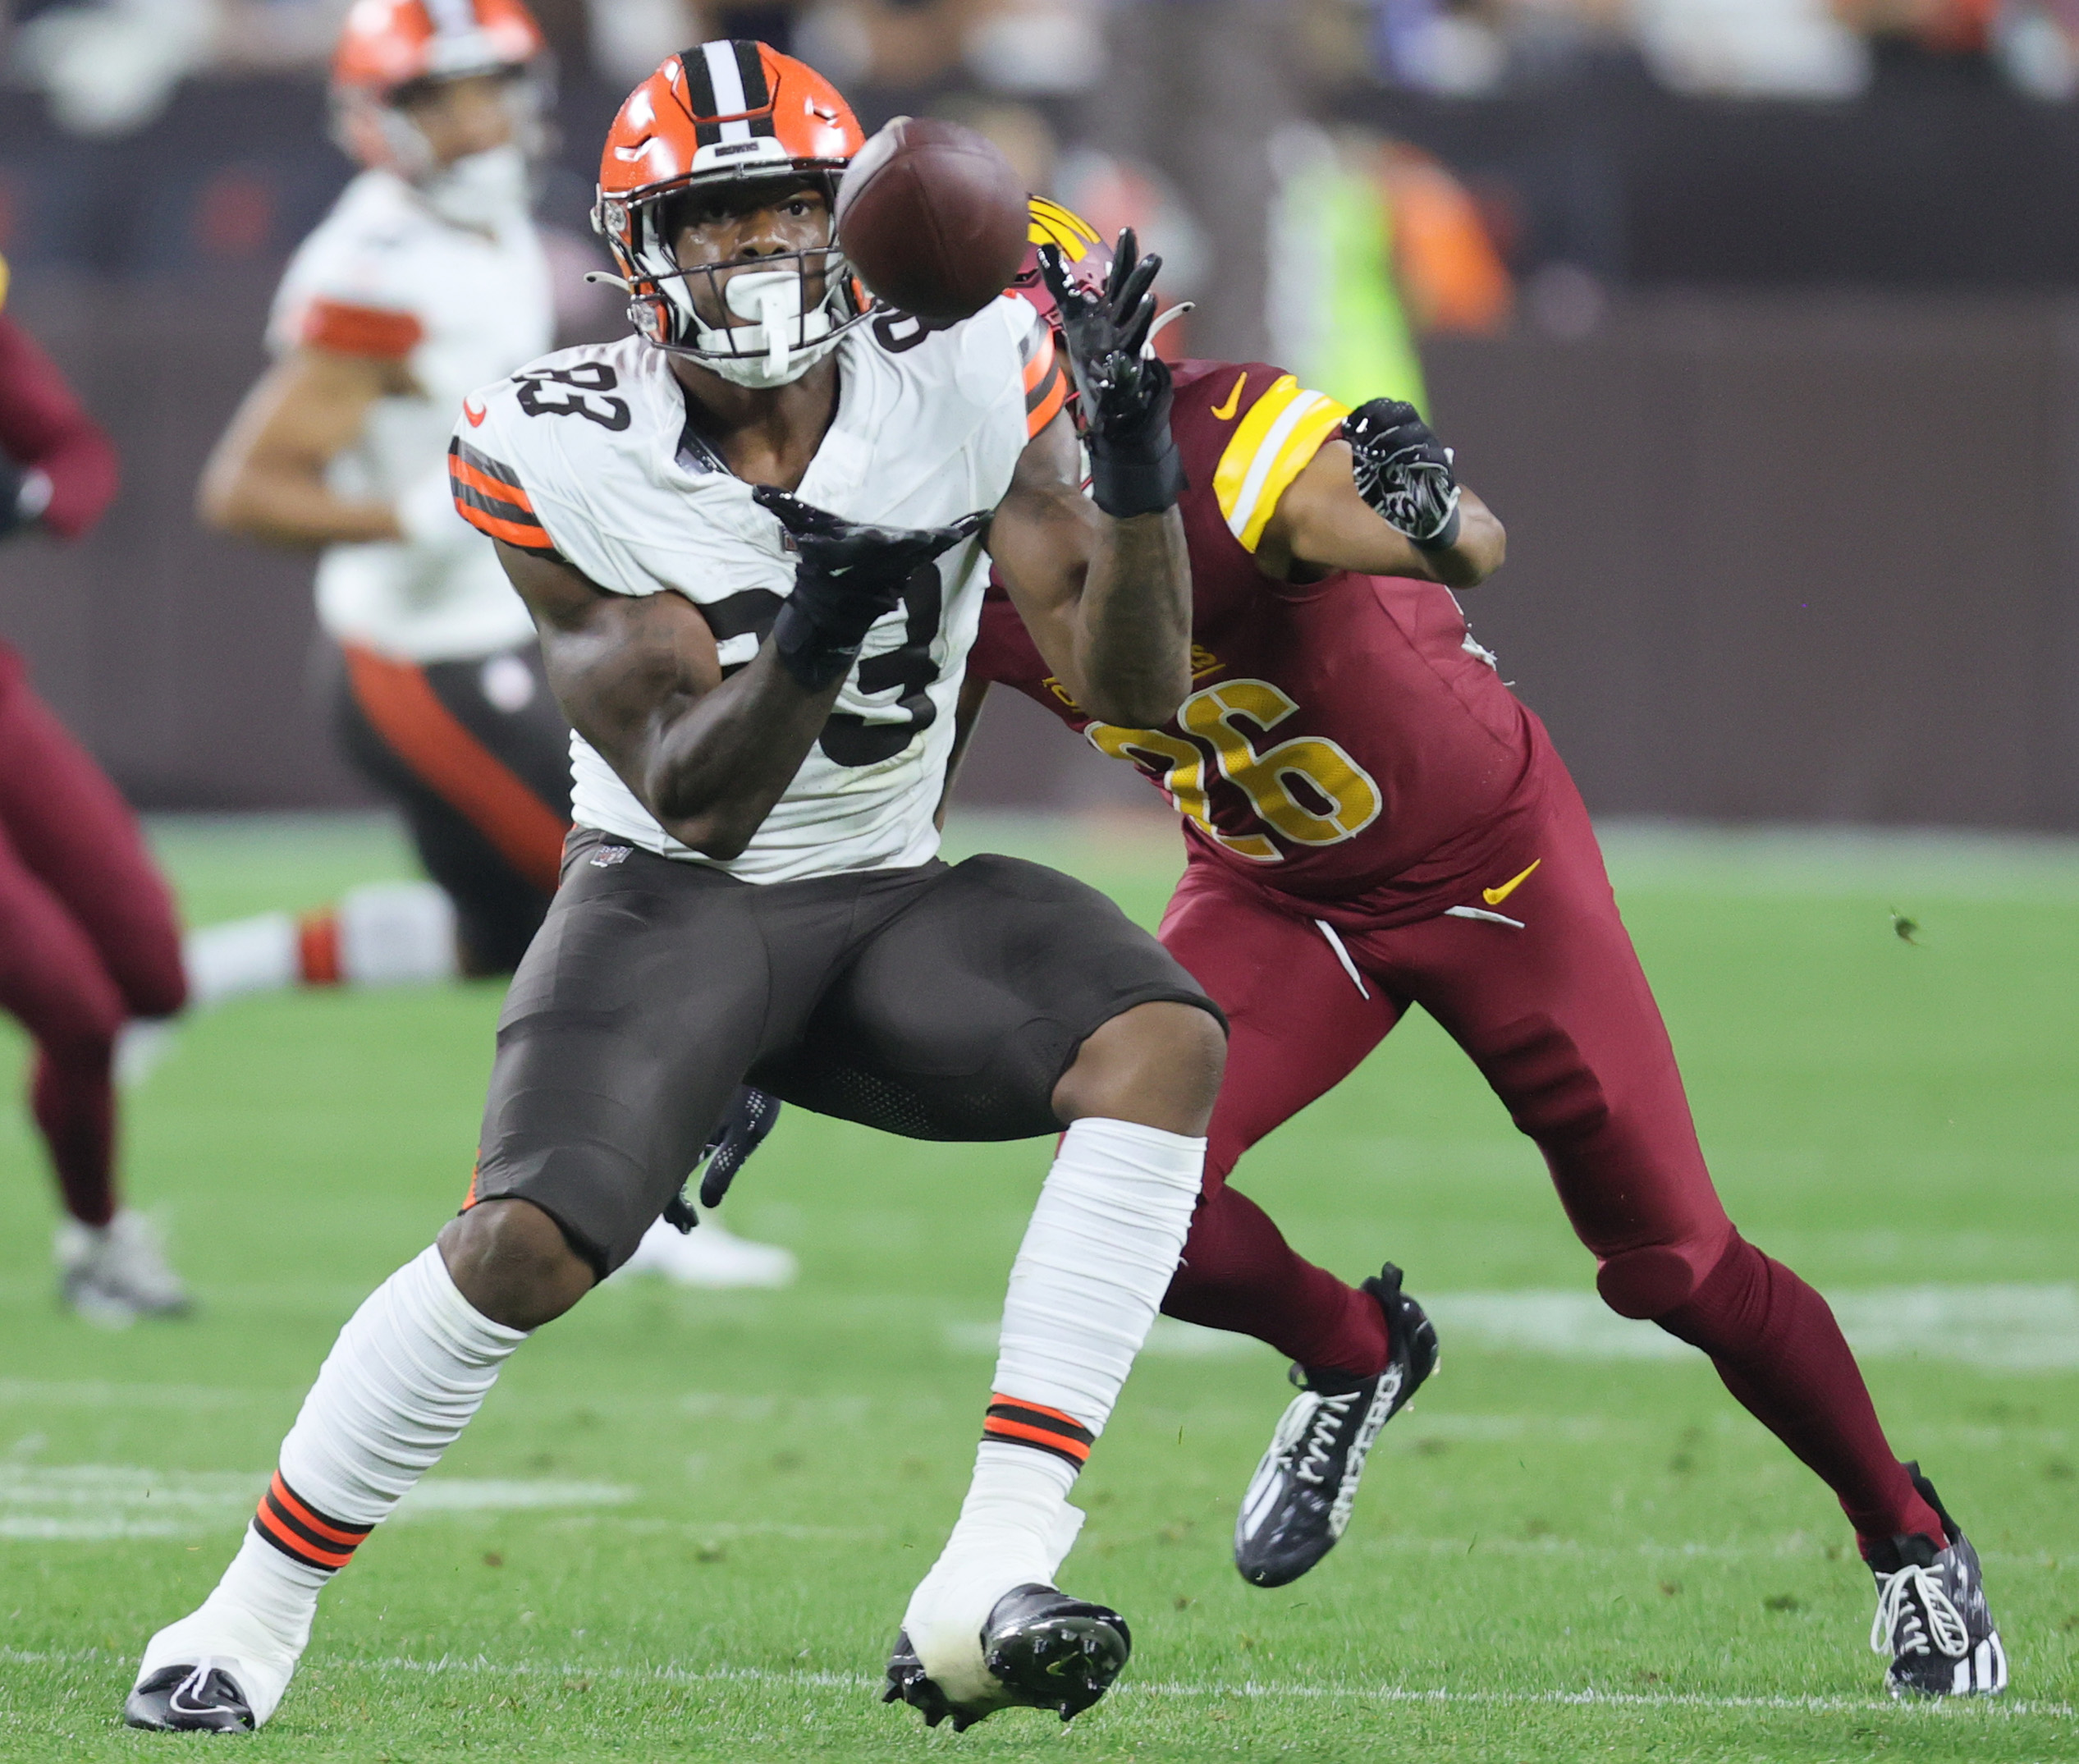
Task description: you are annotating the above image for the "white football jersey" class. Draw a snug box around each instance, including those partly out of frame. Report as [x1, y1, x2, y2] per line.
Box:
[270, 167, 551, 662]
[451, 297, 1056, 885]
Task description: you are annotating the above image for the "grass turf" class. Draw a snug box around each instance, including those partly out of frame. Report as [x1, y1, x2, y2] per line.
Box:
[1, 813, 2075, 1762]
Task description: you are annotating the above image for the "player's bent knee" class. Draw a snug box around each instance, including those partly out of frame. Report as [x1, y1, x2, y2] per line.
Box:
[437, 1198, 595, 1331]
[1054, 1000, 1227, 1137]
[1596, 1242, 1710, 1321]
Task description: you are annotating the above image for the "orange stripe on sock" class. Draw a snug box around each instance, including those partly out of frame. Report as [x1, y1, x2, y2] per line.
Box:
[982, 1417, 1093, 1461]
[296, 909, 341, 985]
[341, 644, 568, 896]
[268, 1473, 369, 1546]
[254, 1500, 355, 1569]
[991, 1394, 1088, 1432]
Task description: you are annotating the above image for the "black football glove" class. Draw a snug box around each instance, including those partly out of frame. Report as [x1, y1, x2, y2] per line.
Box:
[1344, 398, 1462, 552]
[1038, 229, 1185, 519]
[662, 1085, 782, 1230]
[753, 487, 987, 691]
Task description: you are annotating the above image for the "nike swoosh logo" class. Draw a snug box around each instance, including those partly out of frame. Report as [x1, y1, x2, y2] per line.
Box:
[1211, 373, 1247, 421]
[1482, 859, 1540, 907]
[463, 398, 487, 427]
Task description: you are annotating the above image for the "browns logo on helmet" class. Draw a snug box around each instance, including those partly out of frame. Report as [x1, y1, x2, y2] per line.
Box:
[593, 40, 869, 387]
[331, 0, 550, 186]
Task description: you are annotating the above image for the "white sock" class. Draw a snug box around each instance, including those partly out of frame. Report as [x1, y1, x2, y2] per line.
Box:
[182, 913, 298, 1006]
[136, 1246, 524, 1724]
[905, 1118, 1204, 1695]
[336, 882, 459, 986]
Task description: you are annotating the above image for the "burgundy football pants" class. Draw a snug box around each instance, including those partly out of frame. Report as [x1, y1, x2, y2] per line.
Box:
[1157, 758, 1942, 1545]
[0, 660, 185, 1226]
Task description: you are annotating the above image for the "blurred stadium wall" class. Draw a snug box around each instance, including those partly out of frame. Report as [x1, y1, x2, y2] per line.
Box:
[5, 1, 2079, 831]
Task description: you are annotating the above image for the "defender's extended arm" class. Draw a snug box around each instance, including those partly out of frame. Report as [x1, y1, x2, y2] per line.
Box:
[1256, 398, 1505, 590]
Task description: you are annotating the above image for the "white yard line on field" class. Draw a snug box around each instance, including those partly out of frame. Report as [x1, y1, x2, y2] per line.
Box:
[5, 1646, 2069, 1720]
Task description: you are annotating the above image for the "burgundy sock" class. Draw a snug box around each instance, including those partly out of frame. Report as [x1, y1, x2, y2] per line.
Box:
[1656, 1233, 1943, 1547]
[33, 1044, 117, 1229]
[1161, 1184, 1390, 1376]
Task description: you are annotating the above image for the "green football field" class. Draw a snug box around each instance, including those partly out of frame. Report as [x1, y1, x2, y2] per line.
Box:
[2, 812, 2076, 1762]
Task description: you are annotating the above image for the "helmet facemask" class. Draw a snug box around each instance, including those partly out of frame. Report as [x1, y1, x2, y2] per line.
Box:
[600, 169, 870, 387]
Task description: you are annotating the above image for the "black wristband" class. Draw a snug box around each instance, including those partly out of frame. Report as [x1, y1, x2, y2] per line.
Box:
[770, 593, 863, 693]
[1410, 502, 1462, 554]
[1084, 358, 1186, 520]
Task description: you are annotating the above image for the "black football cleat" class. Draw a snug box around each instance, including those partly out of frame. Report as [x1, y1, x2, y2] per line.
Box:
[1234, 1262, 1439, 1588]
[124, 1662, 257, 1733]
[883, 1583, 1132, 1731]
[1866, 1466, 2006, 1698]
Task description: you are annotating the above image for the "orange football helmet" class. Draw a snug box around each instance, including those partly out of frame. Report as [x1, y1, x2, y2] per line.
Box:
[593, 40, 869, 385]
[331, 0, 549, 180]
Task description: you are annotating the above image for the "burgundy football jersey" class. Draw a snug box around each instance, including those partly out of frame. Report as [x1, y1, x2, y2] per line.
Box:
[968, 359, 1547, 924]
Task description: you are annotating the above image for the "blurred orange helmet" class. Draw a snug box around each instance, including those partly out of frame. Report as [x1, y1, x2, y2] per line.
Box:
[593, 41, 869, 384]
[332, 0, 549, 180]
[334, 0, 544, 96]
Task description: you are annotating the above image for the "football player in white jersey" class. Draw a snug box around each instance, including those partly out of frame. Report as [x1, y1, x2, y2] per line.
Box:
[189, 0, 794, 1290]
[200, 0, 561, 981]
[126, 40, 1223, 1735]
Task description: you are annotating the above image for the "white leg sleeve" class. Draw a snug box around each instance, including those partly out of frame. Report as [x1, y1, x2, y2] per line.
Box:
[336, 882, 459, 987]
[904, 1118, 1204, 1696]
[182, 914, 299, 1007]
[136, 1246, 524, 1725]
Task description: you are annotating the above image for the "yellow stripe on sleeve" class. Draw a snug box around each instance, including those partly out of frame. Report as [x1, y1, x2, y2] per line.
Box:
[1212, 377, 1352, 552]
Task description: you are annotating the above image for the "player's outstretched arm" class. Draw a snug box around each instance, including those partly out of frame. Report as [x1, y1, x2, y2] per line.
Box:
[492, 539, 847, 861]
[1256, 400, 1506, 590]
[985, 409, 1190, 729]
[198, 348, 412, 548]
[987, 233, 1193, 728]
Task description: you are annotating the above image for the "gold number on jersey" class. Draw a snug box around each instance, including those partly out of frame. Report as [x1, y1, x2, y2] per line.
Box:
[1086, 679, 1381, 862]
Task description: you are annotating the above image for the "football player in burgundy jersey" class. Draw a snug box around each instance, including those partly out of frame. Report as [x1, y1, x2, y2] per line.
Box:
[955, 204, 2004, 1698]
[0, 277, 190, 1320]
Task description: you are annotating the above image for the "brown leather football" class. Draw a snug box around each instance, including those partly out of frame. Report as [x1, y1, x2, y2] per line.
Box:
[836, 117, 1030, 323]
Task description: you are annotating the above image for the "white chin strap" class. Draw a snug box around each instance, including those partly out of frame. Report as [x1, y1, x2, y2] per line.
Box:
[689, 268, 840, 388]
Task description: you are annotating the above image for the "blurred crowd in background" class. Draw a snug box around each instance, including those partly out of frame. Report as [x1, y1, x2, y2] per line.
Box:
[11, 1, 2079, 122]
[5, 0, 2079, 832]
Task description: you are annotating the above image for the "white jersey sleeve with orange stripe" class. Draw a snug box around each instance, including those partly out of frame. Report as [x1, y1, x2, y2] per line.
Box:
[270, 167, 552, 662]
[449, 296, 1050, 886]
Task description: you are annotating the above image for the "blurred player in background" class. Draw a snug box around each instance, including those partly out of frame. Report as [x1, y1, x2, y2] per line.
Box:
[959, 207, 2004, 1699]
[186, 0, 794, 1290]
[0, 262, 190, 1321]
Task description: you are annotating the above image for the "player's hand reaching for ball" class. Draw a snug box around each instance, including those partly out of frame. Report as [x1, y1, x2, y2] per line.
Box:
[753, 486, 986, 691]
[1343, 399, 1462, 552]
[1038, 230, 1186, 520]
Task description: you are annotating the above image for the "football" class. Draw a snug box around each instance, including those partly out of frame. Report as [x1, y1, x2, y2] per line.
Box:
[835, 117, 1030, 322]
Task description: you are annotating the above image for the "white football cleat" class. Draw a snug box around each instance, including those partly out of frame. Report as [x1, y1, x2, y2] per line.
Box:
[888, 1506, 1131, 1730]
[615, 1216, 796, 1289]
[126, 1601, 300, 1732]
[57, 1208, 190, 1325]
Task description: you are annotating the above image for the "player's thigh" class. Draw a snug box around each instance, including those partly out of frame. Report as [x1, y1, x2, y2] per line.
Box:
[0, 813, 127, 1054]
[474, 837, 803, 1273]
[0, 675, 184, 1017]
[1399, 779, 1729, 1275]
[421, 644, 574, 821]
[332, 660, 552, 974]
[333, 644, 568, 901]
[766, 855, 1220, 1141]
[1160, 862, 1399, 1184]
